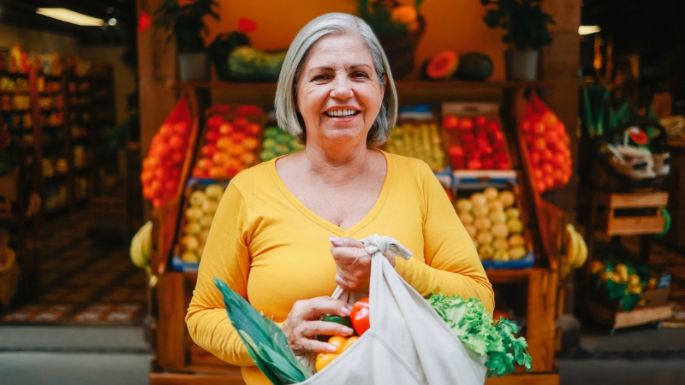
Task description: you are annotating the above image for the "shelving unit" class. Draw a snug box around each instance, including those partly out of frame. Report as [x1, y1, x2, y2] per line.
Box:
[582, 189, 673, 333]
[149, 80, 561, 385]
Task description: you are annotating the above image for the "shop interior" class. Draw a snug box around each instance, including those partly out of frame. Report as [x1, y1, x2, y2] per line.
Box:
[0, 1, 684, 385]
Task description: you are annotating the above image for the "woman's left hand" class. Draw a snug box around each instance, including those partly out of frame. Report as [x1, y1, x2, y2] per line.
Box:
[330, 237, 396, 291]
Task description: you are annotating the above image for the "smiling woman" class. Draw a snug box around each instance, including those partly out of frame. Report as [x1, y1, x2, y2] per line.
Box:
[185, 12, 493, 385]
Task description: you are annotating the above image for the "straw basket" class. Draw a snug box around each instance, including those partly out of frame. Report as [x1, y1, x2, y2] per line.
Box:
[378, 16, 426, 79]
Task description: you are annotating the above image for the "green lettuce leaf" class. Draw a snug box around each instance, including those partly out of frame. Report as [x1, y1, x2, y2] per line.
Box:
[428, 294, 532, 377]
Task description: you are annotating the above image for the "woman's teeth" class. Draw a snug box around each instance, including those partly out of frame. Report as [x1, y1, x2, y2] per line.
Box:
[325, 109, 358, 117]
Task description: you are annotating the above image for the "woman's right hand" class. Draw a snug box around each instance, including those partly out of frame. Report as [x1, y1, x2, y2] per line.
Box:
[281, 296, 354, 355]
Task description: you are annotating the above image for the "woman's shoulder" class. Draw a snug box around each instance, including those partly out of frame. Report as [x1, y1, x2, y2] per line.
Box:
[229, 159, 277, 190]
[384, 151, 434, 175]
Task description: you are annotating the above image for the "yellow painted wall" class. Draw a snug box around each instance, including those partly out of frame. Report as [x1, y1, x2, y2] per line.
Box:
[204, 0, 505, 79]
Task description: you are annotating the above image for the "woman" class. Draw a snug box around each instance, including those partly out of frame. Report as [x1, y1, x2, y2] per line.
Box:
[186, 12, 493, 385]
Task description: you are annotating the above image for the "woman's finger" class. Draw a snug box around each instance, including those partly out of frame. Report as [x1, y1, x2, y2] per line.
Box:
[329, 237, 364, 248]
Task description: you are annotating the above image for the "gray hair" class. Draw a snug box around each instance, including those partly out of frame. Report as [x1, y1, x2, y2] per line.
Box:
[274, 12, 398, 147]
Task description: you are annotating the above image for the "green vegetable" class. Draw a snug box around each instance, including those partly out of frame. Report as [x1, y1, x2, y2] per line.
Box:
[228, 46, 285, 81]
[428, 294, 532, 377]
[214, 278, 311, 384]
[317, 314, 353, 341]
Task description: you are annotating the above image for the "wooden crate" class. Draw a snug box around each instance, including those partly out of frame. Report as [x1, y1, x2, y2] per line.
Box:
[595, 192, 669, 236]
[586, 299, 674, 332]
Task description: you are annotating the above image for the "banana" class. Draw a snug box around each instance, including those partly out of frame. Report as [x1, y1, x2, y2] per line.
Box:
[130, 223, 148, 269]
[139, 221, 153, 262]
[562, 224, 579, 278]
[571, 227, 588, 269]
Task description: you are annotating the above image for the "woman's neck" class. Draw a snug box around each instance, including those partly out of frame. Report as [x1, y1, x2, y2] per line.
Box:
[301, 144, 374, 186]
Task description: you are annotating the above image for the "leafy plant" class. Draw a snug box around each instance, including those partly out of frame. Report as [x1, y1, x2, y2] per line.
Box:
[358, 0, 424, 40]
[154, 0, 220, 53]
[428, 294, 532, 377]
[481, 0, 554, 51]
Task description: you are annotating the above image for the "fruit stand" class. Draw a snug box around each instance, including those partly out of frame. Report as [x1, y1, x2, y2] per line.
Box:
[145, 80, 563, 385]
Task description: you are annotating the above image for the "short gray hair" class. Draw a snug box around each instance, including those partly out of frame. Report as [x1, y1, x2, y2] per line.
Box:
[274, 12, 398, 147]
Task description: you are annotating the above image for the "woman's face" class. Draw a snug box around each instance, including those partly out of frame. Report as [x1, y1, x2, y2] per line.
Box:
[296, 33, 384, 149]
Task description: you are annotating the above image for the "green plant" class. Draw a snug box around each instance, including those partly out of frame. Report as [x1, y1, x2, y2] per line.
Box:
[481, 0, 554, 51]
[154, 0, 220, 53]
[358, 0, 424, 40]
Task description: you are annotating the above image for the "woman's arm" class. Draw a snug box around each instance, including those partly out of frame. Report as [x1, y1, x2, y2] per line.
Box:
[395, 164, 495, 313]
[185, 183, 255, 366]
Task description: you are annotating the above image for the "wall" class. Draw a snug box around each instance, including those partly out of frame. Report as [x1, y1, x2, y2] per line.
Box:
[0, 25, 134, 125]
[205, 0, 506, 79]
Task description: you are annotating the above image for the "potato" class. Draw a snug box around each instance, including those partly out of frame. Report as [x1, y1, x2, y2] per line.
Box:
[470, 192, 487, 207]
[505, 207, 520, 219]
[184, 221, 202, 235]
[488, 200, 504, 214]
[491, 223, 509, 238]
[479, 245, 494, 260]
[181, 250, 199, 263]
[455, 199, 472, 213]
[473, 205, 489, 218]
[202, 200, 218, 214]
[458, 212, 474, 225]
[476, 231, 494, 246]
[484, 187, 499, 201]
[181, 235, 199, 250]
[509, 246, 527, 260]
[507, 218, 523, 234]
[493, 249, 510, 262]
[189, 191, 207, 207]
[493, 238, 509, 251]
[499, 190, 515, 207]
[474, 217, 492, 231]
[185, 207, 203, 221]
[489, 211, 507, 224]
[509, 234, 526, 247]
[205, 184, 224, 199]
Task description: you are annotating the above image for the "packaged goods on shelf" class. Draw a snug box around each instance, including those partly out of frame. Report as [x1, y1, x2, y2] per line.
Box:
[385, 105, 447, 172]
[441, 102, 511, 172]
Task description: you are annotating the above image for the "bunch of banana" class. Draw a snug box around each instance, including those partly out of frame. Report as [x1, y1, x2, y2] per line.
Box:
[129, 221, 157, 287]
[561, 224, 588, 278]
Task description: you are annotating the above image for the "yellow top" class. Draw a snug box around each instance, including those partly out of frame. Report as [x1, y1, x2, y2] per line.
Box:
[186, 151, 494, 385]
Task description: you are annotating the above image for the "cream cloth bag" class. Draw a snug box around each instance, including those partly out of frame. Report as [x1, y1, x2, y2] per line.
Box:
[297, 235, 486, 385]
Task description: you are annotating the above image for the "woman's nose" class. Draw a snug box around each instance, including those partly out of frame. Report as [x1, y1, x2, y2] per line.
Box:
[330, 76, 353, 99]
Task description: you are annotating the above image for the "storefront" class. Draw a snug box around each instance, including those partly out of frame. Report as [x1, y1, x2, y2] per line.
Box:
[1, 1, 684, 385]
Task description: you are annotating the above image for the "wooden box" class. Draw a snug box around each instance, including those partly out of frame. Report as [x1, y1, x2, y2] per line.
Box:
[595, 192, 669, 236]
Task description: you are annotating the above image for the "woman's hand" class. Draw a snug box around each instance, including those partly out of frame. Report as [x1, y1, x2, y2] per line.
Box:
[329, 237, 396, 292]
[281, 297, 353, 355]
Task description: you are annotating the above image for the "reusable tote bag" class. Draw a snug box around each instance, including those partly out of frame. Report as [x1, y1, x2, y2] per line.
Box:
[298, 235, 487, 385]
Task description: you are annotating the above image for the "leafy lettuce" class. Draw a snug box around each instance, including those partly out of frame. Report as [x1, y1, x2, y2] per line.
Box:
[428, 294, 532, 377]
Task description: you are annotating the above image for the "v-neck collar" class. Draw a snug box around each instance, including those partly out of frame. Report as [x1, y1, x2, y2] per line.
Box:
[270, 150, 392, 236]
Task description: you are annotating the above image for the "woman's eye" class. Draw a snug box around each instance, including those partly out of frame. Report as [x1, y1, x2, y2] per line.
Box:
[312, 74, 331, 81]
[352, 71, 369, 79]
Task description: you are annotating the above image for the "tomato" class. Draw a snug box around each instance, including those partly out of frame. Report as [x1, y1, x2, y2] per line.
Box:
[442, 115, 459, 131]
[350, 297, 370, 336]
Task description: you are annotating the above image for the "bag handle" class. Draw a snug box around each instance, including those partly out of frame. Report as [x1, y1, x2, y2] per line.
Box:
[330, 235, 412, 302]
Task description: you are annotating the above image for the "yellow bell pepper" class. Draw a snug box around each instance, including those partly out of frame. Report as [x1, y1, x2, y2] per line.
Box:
[315, 336, 359, 372]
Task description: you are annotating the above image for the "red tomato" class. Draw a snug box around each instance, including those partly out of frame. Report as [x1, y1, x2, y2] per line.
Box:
[467, 159, 482, 170]
[442, 115, 459, 130]
[350, 298, 370, 336]
[474, 115, 487, 128]
[458, 118, 474, 131]
[219, 123, 235, 136]
[206, 115, 224, 130]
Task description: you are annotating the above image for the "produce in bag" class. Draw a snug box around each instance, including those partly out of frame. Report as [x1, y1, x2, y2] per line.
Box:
[216, 235, 489, 384]
[518, 93, 572, 193]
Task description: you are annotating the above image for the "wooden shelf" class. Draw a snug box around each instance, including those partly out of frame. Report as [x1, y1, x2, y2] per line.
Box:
[486, 268, 534, 283]
[178, 79, 550, 105]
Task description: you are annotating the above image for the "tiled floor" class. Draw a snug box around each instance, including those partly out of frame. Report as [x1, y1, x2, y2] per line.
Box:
[0, 205, 147, 325]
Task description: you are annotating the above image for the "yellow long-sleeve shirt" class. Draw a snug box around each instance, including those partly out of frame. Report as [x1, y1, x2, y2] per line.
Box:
[186, 151, 494, 385]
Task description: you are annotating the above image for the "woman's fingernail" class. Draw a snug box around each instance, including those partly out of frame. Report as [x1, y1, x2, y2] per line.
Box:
[329, 236, 342, 243]
[326, 344, 337, 352]
[341, 305, 351, 316]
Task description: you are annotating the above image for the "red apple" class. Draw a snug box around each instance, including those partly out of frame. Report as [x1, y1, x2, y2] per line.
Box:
[442, 115, 459, 131]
